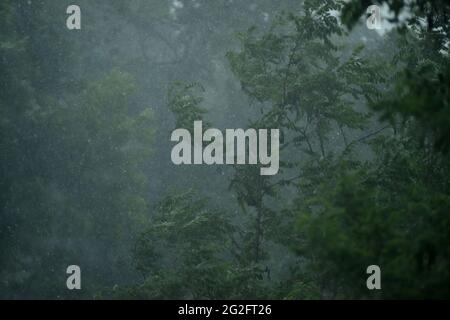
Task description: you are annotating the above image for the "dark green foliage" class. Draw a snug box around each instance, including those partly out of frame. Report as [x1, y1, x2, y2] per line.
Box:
[0, 1, 153, 298]
[107, 191, 270, 299]
[168, 82, 208, 131]
[223, 0, 450, 299]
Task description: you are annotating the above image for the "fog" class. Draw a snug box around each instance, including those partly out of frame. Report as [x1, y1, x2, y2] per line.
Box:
[1, 0, 449, 299]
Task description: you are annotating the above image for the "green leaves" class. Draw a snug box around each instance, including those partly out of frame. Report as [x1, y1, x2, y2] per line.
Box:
[124, 190, 270, 299]
[168, 82, 208, 131]
[224, 0, 450, 299]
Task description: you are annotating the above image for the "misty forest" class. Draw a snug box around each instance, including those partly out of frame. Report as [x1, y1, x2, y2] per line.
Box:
[1, 0, 450, 299]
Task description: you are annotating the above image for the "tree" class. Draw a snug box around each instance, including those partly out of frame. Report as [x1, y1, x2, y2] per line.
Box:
[284, 0, 450, 298]
[108, 191, 270, 299]
[0, 1, 154, 298]
[225, 0, 384, 294]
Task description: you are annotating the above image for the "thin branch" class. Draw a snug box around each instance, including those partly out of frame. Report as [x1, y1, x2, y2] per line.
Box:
[344, 125, 392, 153]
